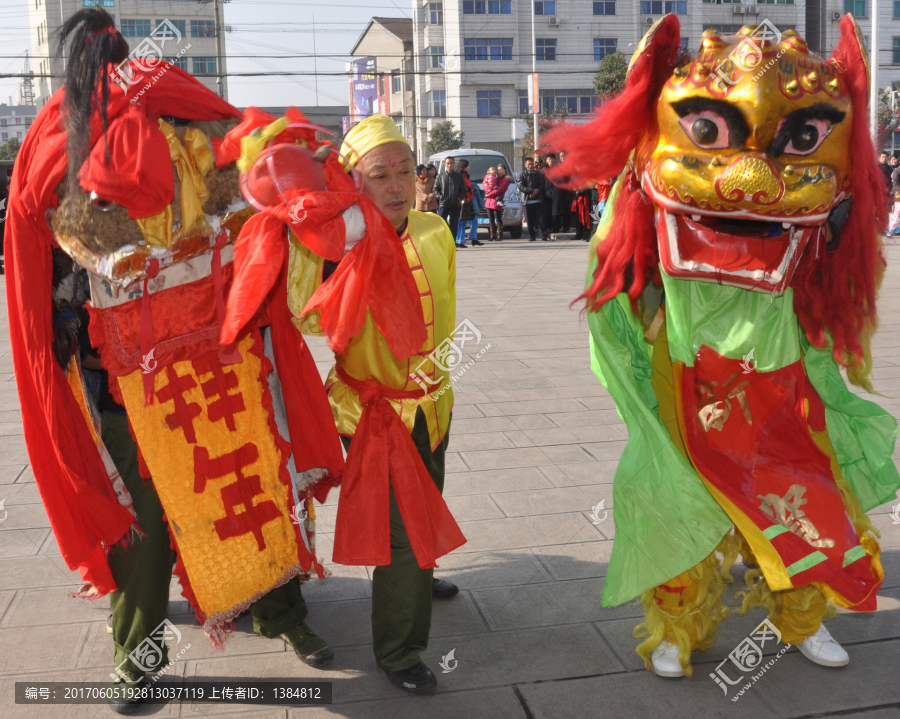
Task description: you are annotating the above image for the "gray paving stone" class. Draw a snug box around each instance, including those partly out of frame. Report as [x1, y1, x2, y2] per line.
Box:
[442, 467, 555, 497]
[0, 528, 48, 558]
[433, 549, 552, 590]
[456, 513, 601, 554]
[490, 486, 608, 518]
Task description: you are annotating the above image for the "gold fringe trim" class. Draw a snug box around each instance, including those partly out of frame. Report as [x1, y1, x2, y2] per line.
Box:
[634, 532, 738, 678]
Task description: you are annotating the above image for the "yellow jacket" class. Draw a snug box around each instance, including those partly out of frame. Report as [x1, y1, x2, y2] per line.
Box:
[287, 209, 456, 450]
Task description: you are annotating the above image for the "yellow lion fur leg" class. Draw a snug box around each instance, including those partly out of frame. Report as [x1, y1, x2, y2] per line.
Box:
[634, 533, 738, 678]
[735, 570, 832, 645]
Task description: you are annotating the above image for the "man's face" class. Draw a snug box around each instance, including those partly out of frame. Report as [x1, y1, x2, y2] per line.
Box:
[359, 141, 416, 230]
[444, 158, 455, 173]
[880, 153, 889, 164]
[524, 160, 534, 171]
[545, 156, 555, 167]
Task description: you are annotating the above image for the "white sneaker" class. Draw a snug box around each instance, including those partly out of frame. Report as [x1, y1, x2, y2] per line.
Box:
[651, 640, 685, 677]
[798, 625, 849, 667]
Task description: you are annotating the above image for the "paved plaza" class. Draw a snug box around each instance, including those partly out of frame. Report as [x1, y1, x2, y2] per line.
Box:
[0, 235, 899, 719]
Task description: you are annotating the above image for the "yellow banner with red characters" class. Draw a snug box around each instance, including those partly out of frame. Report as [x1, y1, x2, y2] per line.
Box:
[117, 330, 307, 643]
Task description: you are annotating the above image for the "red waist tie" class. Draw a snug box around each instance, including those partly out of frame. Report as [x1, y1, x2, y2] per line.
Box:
[332, 366, 466, 569]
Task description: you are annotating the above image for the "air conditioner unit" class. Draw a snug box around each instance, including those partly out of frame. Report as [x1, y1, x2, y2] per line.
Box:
[646, 16, 654, 25]
[733, 5, 746, 14]
[746, 4, 758, 13]
[832, 10, 842, 20]
[548, 16, 561, 27]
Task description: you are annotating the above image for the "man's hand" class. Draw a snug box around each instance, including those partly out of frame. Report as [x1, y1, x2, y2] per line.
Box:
[530, 190, 539, 199]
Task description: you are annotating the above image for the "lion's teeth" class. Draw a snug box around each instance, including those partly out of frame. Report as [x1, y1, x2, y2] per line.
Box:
[691, 214, 701, 221]
[782, 222, 791, 230]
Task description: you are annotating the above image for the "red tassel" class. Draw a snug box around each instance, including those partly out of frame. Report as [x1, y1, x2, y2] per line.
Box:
[212, 232, 243, 364]
[140, 259, 160, 407]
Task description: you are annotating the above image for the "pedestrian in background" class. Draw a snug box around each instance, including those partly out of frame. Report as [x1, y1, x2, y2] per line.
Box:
[517, 157, 549, 242]
[540, 155, 555, 236]
[484, 165, 510, 241]
[455, 159, 483, 247]
[572, 185, 594, 242]
[433, 156, 466, 239]
[415, 164, 438, 212]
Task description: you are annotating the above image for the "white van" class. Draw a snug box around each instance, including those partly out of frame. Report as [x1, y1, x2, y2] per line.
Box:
[426, 149, 523, 239]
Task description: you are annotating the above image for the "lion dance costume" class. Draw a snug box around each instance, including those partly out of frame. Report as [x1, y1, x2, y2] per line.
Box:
[548, 15, 899, 677]
[5, 9, 345, 680]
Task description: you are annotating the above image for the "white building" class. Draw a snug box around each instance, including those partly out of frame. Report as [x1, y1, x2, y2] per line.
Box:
[0, 104, 38, 145]
[28, 0, 227, 108]
[409, 1, 811, 166]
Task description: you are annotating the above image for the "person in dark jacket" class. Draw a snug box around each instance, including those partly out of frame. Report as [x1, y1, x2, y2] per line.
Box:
[433, 156, 466, 239]
[517, 157, 549, 241]
[879, 152, 892, 191]
[544, 155, 573, 234]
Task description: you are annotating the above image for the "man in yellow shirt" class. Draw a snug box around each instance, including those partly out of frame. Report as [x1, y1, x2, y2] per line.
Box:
[288, 115, 465, 694]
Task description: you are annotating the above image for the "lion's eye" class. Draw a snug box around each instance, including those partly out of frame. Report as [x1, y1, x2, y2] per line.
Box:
[679, 111, 730, 149]
[783, 119, 832, 155]
[90, 191, 118, 212]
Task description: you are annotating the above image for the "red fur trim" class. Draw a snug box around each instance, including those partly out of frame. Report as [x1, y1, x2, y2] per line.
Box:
[577, 173, 659, 314]
[791, 15, 887, 370]
[545, 15, 681, 190]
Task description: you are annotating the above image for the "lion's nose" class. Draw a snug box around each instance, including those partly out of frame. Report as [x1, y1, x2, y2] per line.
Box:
[715, 156, 784, 206]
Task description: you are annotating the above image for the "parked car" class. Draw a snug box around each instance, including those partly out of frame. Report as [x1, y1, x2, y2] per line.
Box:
[426, 149, 523, 239]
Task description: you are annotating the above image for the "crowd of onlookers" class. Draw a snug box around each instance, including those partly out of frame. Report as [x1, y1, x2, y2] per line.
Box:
[879, 152, 900, 235]
[414, 153, 607, 249]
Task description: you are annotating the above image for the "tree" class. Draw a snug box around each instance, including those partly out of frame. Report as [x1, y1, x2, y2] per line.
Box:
[878, 88, 900, 151]
[0, 137, 21, 161]
[521, 106, 568, 158]
[594, 51, 628, 100]
[425, 121, 464, 156]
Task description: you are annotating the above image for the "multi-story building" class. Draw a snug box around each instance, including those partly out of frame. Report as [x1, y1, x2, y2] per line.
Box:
[410, 1, 810, 166]
[0, 104, 38, 145]
[29, 0, 227, 108]
[348, 18, 418, 153]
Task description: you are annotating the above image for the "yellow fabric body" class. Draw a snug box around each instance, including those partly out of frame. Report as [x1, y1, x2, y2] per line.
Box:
[136, 205, 175, 249]
[288, 209, 456, 449]
[237, 117, 291, 173]
[183, 126, 215, 177]
[117, 333, 303, 623]
[339, 114, 409, 168]
[158, 119, 210, 237]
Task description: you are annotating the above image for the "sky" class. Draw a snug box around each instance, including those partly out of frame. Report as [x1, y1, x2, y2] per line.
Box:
[0, 0, 405, 108]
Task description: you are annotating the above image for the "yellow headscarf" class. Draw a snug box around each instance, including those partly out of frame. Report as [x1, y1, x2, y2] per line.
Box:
[340, 115, 409, 168]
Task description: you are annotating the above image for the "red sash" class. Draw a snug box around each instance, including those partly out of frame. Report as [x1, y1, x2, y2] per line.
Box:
[331, 366, 466, 569]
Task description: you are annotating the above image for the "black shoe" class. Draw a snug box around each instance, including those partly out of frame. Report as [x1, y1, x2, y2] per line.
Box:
[472, 239, 484, 246]
[529, 238, 536, 242]
[107, 671, 148, 715]
[432, 577, 459, 599]
[383, 661, 437, 695]
[456, 243, 466, 248]
[281, 622, 334, 668]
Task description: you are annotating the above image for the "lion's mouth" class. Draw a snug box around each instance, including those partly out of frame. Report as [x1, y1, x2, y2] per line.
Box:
[658, 209, 823, 295]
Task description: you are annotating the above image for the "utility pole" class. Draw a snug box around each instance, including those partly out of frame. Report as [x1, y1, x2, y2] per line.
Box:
[312, 13, 319, 105]
[531, 1, 538, 158]
[214, 0, 224, 99]
[872, 0, 880, 144]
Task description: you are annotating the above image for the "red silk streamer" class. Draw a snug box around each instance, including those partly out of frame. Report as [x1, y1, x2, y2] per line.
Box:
[331, 366, 466, 569]
[212, 232, 242, 365]
[140, 258, 160, 406]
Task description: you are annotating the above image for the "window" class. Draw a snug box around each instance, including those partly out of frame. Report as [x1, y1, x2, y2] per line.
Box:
[539, 89, 596, 114]
[191, 20, 215, 38]
[641, 1, 661, 12]
[894, 37, 900, 64]
[165, 56, 187, 71]
[431, 90, 446, 117]
[464, 38, 513, 61]
[192, 56, 217, 74]
[83, 0, 115, 6]
[429, 46, 445, 69]
[463, 0, 485, 12]
[391, 70, 402, 93]
[488, 0, 511, 12]
[844, 0, 865, 15]
[156, 19, 185, 37]
[518, 89, 529, 115]
[757, 0, 795, 3]
[464, 1, 510, 13]
[664, 0, 687, 12]
[593, 1, 616, 14]
[121, 19, 151, 37]
[477, 90, 502, 117]
[594, 38, 616, 61]
[679, 37, 689, 54]
[534, 1, 556, 14]
[895, 0, 900, 16]
[1, 133, 6, 143]
[429, 2, 443, 24]
[536, 38, 557, 61]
